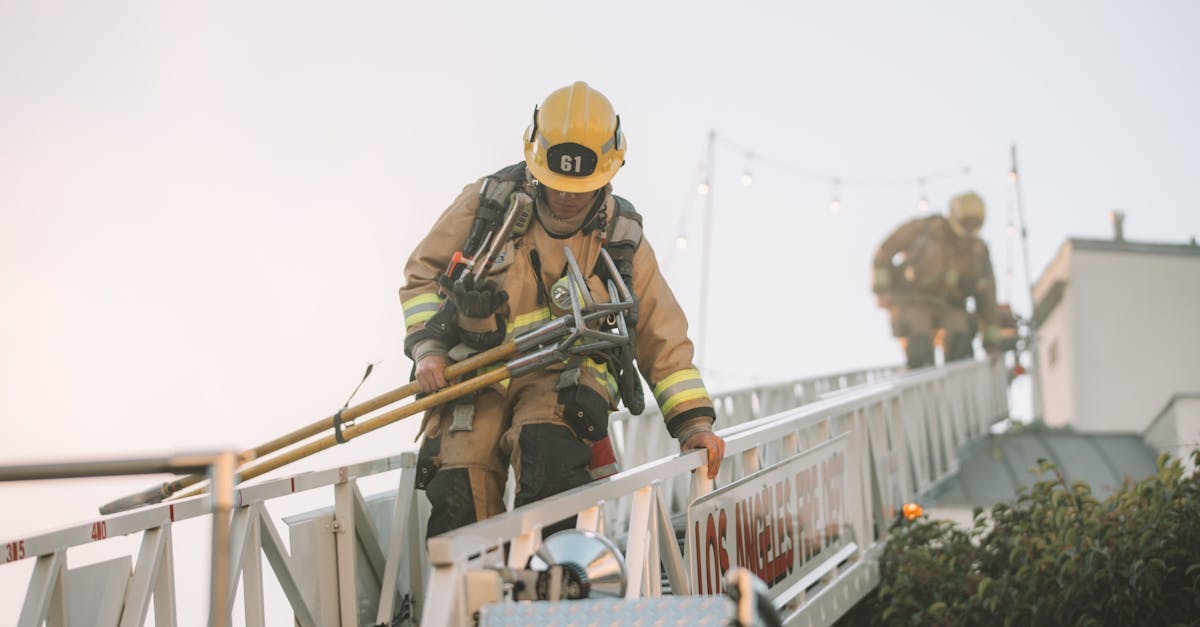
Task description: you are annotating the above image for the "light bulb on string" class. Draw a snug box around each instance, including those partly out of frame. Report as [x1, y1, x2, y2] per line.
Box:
[1007, 222, 1017, 237]
[675, 235, 688, 250]
[740, 152, 754, 187]
[829, 178, 842, 213]
[917, 177, 929, 212]
[1008, 170, 1018, 184]
[697, 181, 710, 196]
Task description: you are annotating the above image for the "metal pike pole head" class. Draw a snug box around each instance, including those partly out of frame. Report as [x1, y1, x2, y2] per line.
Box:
[556, 247, 635, 355]
[502, 247, 636, 377]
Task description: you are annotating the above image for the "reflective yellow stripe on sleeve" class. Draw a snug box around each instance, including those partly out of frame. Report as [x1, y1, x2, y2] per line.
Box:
[402, 292, 444, 327]
[653, 368, 708, 415]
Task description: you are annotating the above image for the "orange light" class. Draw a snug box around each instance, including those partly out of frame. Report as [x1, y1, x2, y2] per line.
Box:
[902, 503, 923, 520]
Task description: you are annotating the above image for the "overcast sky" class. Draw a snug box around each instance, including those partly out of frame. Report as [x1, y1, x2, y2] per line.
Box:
[2, 1, 1198, 622]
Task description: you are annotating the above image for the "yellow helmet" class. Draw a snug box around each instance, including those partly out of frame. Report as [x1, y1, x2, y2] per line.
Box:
[523, 81, 626, 193]
[948, 191, 986, 237]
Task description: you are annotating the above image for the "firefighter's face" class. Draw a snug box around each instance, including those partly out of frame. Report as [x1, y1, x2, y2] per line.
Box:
[543, 187, 598, 219]
[959, 216, 983, 236]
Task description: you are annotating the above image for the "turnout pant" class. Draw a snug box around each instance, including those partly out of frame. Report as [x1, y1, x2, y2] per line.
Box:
[889, 302, 974, 369]
[416, 365, 615, 538]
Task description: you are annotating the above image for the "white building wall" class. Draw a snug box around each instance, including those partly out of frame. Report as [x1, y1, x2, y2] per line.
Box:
[1064, 249, 1200, 432]
[1032, 245, 1075, 428]
[1143, 395, 1200, 474]
[1037, 288, 1076, 428]
[1177, 397, 1200, 473]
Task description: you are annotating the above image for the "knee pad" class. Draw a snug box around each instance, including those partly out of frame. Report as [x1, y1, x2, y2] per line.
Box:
[425, 468, 477, 537]
[514, 423, 592, 508]
[905, 333, 935, 369]
[558, 384, 611, 442]
[945, 333, 974, 362]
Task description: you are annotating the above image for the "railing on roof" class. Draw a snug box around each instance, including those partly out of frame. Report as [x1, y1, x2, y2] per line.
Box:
[0, 361, 1006, 626]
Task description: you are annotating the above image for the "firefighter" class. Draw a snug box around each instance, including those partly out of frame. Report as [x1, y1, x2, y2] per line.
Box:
[872, 191, 1004, 369]
[400, 82, 725, 537]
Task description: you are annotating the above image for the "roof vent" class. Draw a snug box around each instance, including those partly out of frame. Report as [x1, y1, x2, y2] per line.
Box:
[1109, 210, 1126, 242]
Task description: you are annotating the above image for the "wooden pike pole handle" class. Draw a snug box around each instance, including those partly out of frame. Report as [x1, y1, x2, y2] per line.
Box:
[172, 365, 513, 498]
[99, 341, 518, 514]
[241, 342, 516, 464]
[101, 245, 620, 514]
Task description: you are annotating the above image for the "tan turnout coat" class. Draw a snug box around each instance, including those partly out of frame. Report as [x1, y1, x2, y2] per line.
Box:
[400, 174, 714, 437]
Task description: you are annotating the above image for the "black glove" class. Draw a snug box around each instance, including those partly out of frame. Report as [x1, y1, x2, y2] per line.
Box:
[440, 274, 509, 319]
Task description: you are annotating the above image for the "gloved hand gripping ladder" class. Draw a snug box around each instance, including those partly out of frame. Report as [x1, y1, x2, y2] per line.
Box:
[99, 247, 636, 514]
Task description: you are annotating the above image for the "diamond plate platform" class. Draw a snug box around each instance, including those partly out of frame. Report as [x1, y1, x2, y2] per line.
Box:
[479, 595, 737, 626]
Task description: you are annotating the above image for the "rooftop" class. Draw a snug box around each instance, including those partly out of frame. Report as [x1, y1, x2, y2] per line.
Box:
[1033, 234, 1200, 308]
[1067, 237, 1200, 257]
[929, 426, 1159, 508]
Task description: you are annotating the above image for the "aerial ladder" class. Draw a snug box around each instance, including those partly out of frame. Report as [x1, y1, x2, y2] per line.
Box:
[0, 251, 1010, 626]
[0, 355, 1007, 626]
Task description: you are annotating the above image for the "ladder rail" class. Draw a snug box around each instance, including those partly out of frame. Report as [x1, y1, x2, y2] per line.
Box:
[1, 361, 1006, 626]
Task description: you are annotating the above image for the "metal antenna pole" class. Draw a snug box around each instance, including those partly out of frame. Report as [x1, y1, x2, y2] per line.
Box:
[697, 129, 716, 371]
[1011, 144, 1044, 421]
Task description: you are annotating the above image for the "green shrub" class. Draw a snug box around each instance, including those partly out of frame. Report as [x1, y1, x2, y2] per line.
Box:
[840, 451, 1200, 626]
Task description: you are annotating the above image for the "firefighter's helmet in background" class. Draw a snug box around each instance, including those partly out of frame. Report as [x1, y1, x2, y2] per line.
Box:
[948, 191, 986, 237]
[524, 81, 626, 194]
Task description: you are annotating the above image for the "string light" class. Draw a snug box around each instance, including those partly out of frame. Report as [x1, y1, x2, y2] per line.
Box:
[1008, 170, 1018, 184]
[830, 178, 842, 213]
[671, 131, 974, 275]
[698, 133, 971, 214]
[1007, 222, 1017, 237]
